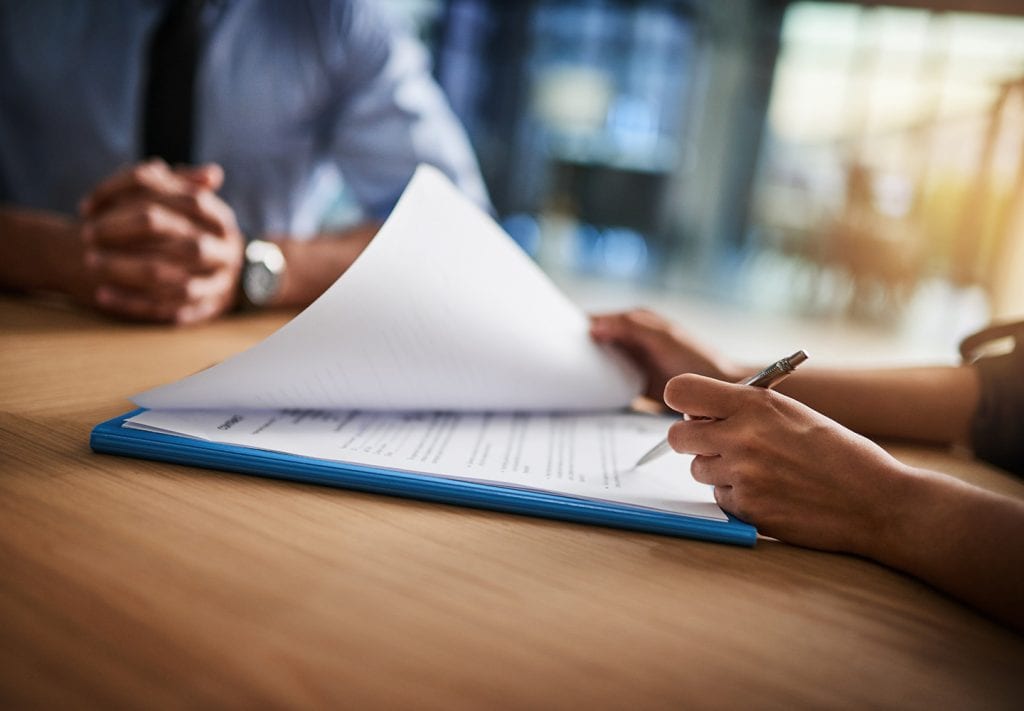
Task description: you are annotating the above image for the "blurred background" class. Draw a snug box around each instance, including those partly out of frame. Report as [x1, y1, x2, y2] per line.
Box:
[374, 0, 1024, 363]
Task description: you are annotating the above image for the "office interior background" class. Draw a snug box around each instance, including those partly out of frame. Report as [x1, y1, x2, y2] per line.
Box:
[371, 0, 1024, 356]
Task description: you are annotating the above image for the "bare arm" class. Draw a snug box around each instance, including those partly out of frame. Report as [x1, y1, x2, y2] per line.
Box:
[775, 365, 980, 445]
[666, 374, 1024, 632]
[0, 206, 93, 302]
[877, 467, 1024, 631]
[591, 309, 981, 445]
[594, 310, 1024, 630]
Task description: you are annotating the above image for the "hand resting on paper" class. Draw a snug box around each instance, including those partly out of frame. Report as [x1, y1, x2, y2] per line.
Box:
[590, 309, 743, 404]
[590, 309, 1024, 632]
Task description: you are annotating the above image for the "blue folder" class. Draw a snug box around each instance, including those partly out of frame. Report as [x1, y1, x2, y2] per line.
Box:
[91, 409, 757, 547]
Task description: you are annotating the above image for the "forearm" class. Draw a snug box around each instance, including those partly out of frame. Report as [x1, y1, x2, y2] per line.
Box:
[0, 206, 85, 294]
[268, 221, 379, 308]
[774, 366, 980, 445]
[867, 467, 1024, 632]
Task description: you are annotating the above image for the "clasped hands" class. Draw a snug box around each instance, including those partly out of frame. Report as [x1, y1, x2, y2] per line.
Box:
[77, 159, 244, 325]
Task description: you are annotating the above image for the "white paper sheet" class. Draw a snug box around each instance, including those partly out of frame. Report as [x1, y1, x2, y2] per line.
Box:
[125, 408, 725, 521]
[134, 165, 642, 412]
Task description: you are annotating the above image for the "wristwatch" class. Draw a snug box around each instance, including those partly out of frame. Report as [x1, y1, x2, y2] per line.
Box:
[240, 239, 287, 308]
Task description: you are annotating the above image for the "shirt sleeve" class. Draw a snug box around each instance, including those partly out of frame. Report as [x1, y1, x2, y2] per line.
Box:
[969, 322, 1024, 476]
[315, 0, 491, 219]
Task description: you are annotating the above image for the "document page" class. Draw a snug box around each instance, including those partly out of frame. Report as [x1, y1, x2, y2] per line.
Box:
[133, 165, 641, 412]
[126, 409, 725, 522]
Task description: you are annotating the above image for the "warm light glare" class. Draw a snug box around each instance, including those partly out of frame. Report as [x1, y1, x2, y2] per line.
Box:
[770, 4, 1024, 144]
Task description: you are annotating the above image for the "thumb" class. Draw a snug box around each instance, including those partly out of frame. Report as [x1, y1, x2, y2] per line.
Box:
[664, 373, 749, 420]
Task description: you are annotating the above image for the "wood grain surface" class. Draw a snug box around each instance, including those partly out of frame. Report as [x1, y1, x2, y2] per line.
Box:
[1, 296, 1022, 709]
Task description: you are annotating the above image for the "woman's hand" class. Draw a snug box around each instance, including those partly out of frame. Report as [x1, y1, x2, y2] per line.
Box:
[665, 373, 913, 555]
[590, 309, 741, 404]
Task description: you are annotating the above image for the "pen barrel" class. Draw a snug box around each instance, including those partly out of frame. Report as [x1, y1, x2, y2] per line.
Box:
[742, 364, 787, 387]
[741, 350, 808, 389]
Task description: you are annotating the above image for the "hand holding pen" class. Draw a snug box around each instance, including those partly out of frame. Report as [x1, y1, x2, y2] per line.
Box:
[634, 350, 809, 468]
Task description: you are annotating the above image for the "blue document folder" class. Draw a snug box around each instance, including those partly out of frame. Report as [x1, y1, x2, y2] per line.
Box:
[91, 410, 757, 547]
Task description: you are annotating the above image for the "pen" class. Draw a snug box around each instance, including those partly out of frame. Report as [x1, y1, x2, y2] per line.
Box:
[633, 350, 809, 468]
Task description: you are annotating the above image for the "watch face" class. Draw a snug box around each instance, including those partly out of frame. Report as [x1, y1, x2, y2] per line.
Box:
[243, 262, 276, 306]
[242, 240, 285, 306]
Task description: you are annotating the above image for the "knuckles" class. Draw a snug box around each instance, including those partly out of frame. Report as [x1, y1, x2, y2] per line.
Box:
[622, 308, 652, 326]
[180, 238, 204, 265]
[194, 190, 237, 234]
[182, 191, 205, 215]
[130, 161, 166, 192]
[719, 466, 771, 524]
[726, 488, 751, 521]
[663, 373, 703, 409]
[130, 164, 152, 185]
[623, 308, 668, 333]
[137, 204, 164, 232]
[729, 462, 754, 490]
[156, 264, 189, 291]
[730, 437, 758, 461]
[749, 387, 778, 413]
[143, 261, 164, 283]
[667, 420, 689, 452]
[690, 456, 715, 484]
[722, 480, 760, 522]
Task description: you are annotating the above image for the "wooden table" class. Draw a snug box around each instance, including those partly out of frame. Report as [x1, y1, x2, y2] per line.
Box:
[2, 296, 1022, 709]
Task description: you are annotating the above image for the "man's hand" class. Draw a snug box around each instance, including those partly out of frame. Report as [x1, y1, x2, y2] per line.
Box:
[590, 309, 742, 404]
[664, 373, 910, 555]
[79, 160, 244, 325]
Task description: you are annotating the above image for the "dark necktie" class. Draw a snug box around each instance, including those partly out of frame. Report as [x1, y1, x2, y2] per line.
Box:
[142, 0, 204, 164]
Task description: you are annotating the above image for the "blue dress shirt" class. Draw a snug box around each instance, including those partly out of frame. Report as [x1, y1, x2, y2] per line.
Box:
[0, 0, 490, 238]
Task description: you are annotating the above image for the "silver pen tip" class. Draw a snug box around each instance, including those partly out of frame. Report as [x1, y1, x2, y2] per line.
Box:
[786, 350, 809, 368]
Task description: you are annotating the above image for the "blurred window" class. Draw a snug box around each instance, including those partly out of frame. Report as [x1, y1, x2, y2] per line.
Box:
[750, 3, 1024, 320]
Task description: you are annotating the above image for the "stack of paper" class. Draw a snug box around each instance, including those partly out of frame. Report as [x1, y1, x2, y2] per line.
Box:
[93, 166, 753, 543]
